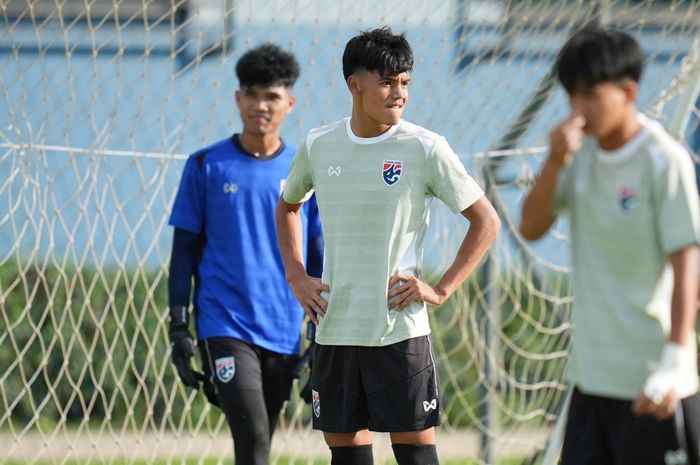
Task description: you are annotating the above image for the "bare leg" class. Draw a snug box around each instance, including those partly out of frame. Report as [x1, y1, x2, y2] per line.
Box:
[389, 427, 435, 445]
[324, 429, 373, 447]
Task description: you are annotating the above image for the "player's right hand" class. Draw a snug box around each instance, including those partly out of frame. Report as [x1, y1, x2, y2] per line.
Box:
[548, 114, 585, 167]
[288, 274, 330, 324]
[169, 328, 200, 389]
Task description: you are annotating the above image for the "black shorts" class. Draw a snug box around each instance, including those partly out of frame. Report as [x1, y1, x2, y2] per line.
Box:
[200, 337, 299, 400]
[310, 335, 441, 433]
[562, 387, 700, 465]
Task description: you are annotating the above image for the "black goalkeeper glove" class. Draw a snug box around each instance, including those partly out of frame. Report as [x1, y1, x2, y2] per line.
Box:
[168, 306, 200, 389]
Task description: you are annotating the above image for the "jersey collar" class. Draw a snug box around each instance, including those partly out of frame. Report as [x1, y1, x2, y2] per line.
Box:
[345, 117, 401, 145]
[231, 134, 286, 160]
[595, 113, 656, 164]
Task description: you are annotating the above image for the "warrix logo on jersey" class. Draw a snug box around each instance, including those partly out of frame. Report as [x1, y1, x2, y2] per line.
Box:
[223, 182, 238, 194]
[215, 356, 235, 383]
[382, 160, 403, 186]
[617, 185, 640, 216]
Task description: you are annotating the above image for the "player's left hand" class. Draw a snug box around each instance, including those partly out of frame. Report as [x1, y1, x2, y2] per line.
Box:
[633, 341, 694, 420]
[387, 274, 447, 310]
[632, 390, 677, 420]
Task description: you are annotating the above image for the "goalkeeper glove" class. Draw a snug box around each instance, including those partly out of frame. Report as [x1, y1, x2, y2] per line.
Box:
[168, 306, 200, 389]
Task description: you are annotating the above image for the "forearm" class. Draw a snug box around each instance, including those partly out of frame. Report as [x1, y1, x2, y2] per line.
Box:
[519, 156, 563, 241]
[436, 201, 500, 299]
[168, 228, 201, 308]
[669, 245, 700, 346]
[276, 200, 307, 282]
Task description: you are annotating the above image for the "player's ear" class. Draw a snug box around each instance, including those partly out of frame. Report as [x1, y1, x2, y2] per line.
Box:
[287, 94, 296, 114]
[235, 89, 242, 106]
[347, 74, 361, 96]
[621, 79, 638, 104]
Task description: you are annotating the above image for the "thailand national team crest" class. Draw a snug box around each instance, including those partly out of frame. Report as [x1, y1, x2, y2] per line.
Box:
[312, 389, 321, 418]
[382, 159, 403, 186]
[617, 186, 640, 216]
[215, 356, 235, 383]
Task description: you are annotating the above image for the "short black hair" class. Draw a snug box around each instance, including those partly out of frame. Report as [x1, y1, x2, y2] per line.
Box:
[342, 26, 414, 81]
[235, 43, 300, 88]
[555, 27, 644, 94]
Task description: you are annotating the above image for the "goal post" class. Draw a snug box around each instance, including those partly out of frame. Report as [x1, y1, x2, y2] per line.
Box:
[2, 1, 700, 464]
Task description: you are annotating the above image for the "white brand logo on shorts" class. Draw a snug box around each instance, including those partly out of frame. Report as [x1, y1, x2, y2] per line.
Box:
[328, 166, 341, 176]
[664, 449, 687, 465]
[423, 398, 437, 412]
[215, 356, 235, 383]
[312, 389, 321, 418]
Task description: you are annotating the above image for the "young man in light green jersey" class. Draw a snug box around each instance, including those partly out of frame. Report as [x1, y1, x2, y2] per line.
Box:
[276, 27, 500, 465]
[520, 28, 700, 465]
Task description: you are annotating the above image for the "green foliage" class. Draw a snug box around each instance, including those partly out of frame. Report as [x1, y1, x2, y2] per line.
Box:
[1, 260, 569, 432]
[1, 260, 216, 430]
[430, 268, 570, 428]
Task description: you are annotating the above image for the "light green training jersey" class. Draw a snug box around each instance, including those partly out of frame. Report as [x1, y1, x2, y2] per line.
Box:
[283, 117, 484, 346]
[554, 113, 700, 400]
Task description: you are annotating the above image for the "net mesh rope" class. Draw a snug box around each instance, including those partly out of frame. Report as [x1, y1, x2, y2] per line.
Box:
[2, 1, 700, 464]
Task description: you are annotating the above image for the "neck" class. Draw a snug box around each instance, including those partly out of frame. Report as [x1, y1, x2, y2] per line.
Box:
[597, 111, 642, 151]
[238, 132, 282, 157]
[350, 107, 394, 138]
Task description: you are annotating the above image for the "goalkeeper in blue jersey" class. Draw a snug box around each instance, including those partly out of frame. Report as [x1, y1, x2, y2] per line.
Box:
[167, 43, 323, 465]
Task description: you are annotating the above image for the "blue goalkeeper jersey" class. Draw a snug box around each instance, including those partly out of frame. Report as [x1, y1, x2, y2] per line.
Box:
[169, 135, 322, 355]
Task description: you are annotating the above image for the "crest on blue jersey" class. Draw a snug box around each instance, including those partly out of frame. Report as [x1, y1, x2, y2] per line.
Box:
[312, 389, 321, 418]
[382, 160, 403, 186]
[215, 356, 235, 383]
[617, 186, 640, 216]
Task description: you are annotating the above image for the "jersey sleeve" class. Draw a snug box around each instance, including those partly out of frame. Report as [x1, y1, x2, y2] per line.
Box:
[426, 137, 484, 214]
[653, 147, 700, 255]
[169, 154, 205, 234]
[282, 137, 314, 204]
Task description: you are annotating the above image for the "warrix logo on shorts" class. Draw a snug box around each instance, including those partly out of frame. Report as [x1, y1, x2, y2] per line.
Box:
[664, 448, 688, 465]
[312, 389, 321, 418]
[423, 398, 437, 412]
[215, 356, 235, 383]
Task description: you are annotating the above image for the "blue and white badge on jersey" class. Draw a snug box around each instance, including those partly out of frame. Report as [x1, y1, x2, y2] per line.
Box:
[215, 356, 235, 383]
[617, 185, 640, 216]
[382, 160, 403, 186]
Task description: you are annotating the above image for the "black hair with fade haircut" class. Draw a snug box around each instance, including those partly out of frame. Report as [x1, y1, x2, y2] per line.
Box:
[555, 27, 644, 94]
[235, 43, 300, 88]
[342, 26, 414, 81]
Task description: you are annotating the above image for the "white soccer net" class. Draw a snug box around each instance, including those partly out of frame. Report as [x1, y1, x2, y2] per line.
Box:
[2, 1, 700, 464]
